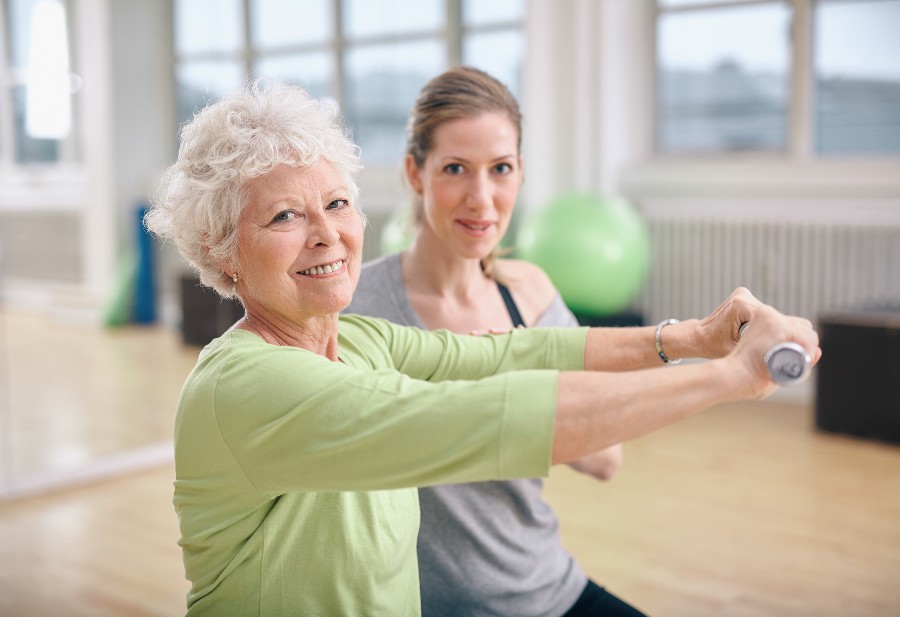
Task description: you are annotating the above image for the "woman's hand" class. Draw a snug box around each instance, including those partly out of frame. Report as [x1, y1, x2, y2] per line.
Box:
[648, 287, 761, 365]
[724, 303, 822, 398]
[693, 287, 764, 359]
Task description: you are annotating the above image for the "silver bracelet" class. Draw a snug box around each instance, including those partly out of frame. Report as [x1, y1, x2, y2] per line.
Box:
[655, 319, 682, 365]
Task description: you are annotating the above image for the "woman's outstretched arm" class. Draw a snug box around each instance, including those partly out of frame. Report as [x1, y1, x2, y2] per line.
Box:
[553, 299, 821, 465]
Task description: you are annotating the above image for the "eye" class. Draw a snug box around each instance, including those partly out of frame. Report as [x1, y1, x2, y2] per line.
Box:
[444, 163, 464, 175]
[493, 162, 514, 175]
[272, 210, 300, 223]
[326, 199, 350, 210]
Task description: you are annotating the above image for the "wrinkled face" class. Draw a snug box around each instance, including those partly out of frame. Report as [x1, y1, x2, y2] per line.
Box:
[408, 112, 523, 260]
[234, 160, 364, 323]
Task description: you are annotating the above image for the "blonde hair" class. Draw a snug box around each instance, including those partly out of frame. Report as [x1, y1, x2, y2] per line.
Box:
[405, 66, 522, 280]
[145, 80, 363, 298]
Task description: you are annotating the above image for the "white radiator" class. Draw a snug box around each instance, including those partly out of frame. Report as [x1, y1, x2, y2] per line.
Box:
[637, 212, 900, 325]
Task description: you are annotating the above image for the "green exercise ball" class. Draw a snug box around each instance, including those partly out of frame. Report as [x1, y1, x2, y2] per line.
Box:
[516, 193, 650, 316]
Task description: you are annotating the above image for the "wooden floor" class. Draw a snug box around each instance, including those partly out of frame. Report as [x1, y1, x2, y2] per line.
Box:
[543, 402, 900, 617]
[0, 463, 188, 617]
[1, 309, 899, 616]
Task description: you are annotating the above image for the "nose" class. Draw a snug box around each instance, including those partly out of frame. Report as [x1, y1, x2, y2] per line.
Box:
[306, 210, 340, 248]
[466, 170, 493, 211]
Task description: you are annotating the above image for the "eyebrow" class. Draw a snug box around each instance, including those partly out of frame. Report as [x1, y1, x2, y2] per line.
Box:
[440, 153, 517, 164]
[264, 184, 350, 205]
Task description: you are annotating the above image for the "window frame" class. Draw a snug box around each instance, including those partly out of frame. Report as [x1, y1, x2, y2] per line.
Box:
[0, 0, 85, 216]
[170, 0, 525, 209]
[171, 0, 524, 140]
[0, 1, 15, 168]
[652, 0, 900, 162]
[0, 0, 80, 172]
[621, 0, 900, 200]
[652, 0, 806, 159]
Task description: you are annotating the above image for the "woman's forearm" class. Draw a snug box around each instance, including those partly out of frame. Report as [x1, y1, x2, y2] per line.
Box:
[552, 358, 745, 464]
[556, 289, 820, 465]
[582, 318, 703, 371]
[581, 287, 776, 372]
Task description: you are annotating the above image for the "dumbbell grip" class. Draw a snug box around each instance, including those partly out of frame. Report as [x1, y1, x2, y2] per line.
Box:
[739, 322, 811, 386]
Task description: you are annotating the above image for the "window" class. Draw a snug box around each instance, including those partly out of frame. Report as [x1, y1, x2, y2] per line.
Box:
[655, 0, 900, 157]
[461, 0, 524, 98]
[172, 0, 525, 167]
[251, 0, 332, 99]
[341, 0, 444, 165]
[0, 0, 79, 166]
[656, 1, 791, 152]
[814, 0, 900, 155]
[173, 0, 245, 130]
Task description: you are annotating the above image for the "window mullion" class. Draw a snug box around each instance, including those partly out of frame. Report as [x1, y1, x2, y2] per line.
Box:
[0, 0, 14, 166]
[447, 0, 461, 66]
[59, 0, 78, 163]
[788, 0, 813, 160]
[241, 0, 253, 77]
[332, 0, 344, 105]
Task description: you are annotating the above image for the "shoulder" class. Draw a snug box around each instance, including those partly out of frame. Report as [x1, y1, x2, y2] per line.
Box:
[496, 258, 558, 304]
[494, 259, 571, 326]
[186, 331, 344, 407]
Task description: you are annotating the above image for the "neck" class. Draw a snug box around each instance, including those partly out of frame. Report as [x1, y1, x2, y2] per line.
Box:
[404, 231, 490, 299]
[238, 311, 342, 361]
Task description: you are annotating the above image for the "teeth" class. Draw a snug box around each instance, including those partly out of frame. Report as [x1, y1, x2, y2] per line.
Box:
[299, 260, 343, 276]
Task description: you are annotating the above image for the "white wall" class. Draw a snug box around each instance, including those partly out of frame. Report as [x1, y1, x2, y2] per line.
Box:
[109, 0, 175, 238]
[523, 0, 655, 208]
[75, 0, 115, 308]
[108, 0, 178, 322]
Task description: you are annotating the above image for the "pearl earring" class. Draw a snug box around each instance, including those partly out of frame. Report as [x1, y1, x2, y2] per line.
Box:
[232, 273, 238, 284]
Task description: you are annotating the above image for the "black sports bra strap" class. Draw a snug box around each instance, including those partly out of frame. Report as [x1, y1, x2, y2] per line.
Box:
[496, 282, 526, 328]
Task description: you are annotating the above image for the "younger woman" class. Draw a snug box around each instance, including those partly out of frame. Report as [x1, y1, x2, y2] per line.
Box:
[347, 66, 641, 617]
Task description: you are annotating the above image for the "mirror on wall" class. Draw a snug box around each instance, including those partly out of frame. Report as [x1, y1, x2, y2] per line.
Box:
[0, 307, 199, 499]
[0, 0, 193, 500]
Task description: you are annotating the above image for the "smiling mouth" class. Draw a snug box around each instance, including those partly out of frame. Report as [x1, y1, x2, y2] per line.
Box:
[298, 260, 344, 276]
[459, 221, 493, 231]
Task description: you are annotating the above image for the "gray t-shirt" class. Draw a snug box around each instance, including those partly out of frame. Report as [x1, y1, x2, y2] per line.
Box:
[345, 252, 588, 617]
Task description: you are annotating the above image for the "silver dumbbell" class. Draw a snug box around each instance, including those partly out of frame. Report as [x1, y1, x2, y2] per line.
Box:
[739, 322, 811, 386]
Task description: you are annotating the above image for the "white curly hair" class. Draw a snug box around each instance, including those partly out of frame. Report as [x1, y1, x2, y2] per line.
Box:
[145, 79, 364, 298]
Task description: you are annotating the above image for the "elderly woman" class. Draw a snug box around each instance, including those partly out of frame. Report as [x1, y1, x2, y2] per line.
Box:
[145, 80, 820, 617]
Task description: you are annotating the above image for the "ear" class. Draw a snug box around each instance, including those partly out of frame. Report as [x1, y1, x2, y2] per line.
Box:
[405, 154, 423, 195]
[213, 254, 236, 281]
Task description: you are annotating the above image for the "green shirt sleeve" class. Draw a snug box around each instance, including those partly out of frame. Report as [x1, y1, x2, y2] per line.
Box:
[186, 318, 588, 495]
[338, 313, 588, 379]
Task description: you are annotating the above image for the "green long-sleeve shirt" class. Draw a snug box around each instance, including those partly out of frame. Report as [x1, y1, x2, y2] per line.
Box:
[175, 314, 587, 616]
